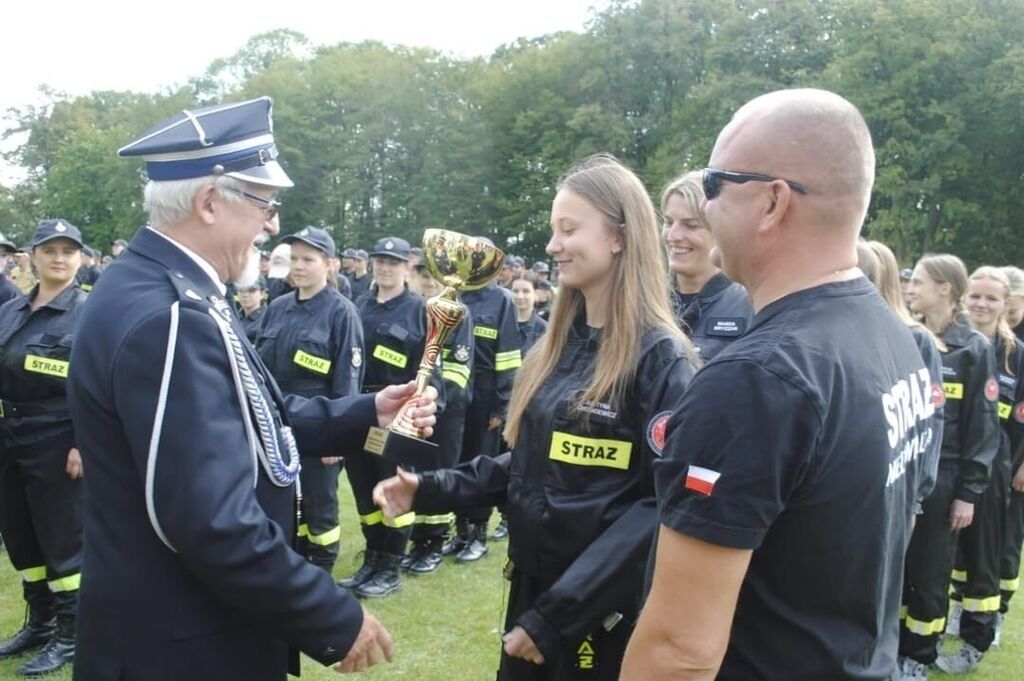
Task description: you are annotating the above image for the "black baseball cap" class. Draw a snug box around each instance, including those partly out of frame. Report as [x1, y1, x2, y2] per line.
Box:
[353, 249, 368, 261]
[532, 261, 550, 273]
[370, 237, 412, 262]
[32, 219, 84, 249]
[281, 226, 336, 259]
[0, 239, 19, 254]
[341, 248, 358, 259]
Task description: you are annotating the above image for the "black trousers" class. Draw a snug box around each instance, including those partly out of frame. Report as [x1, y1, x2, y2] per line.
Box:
[900, 465, 958, 664]
[1001, 484, 1024, 613]
[297, 459, 341, 572]
[460, 377, 502, 525]
[0, 430, 82, 610]
[411, 396, 467, 545]
[345, 451, 411, 556]
[497, 572, 632, 681]
[956, 456, 1010, 651]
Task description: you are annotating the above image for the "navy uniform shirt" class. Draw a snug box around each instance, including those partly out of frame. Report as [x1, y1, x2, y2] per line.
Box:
[672, 272, 753, 362]
[517, 312, 547, 356]
[356, 286, 426, 391]
[256, 286, 363, 400]
[348, 272, 372, 301]
[993, 336, 1024, 475]
[0, 273, 22, 306]
[656, 278, 930, 680]
[68, 227, 374, 681]
[462, 283, 522, 415]
[0, 283, 87, 447]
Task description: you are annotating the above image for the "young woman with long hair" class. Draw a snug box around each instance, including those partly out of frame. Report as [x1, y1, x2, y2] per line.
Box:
[896, 254, 1000, 679]
[510, 274, 548, 355]
[373, 154, 697, 680]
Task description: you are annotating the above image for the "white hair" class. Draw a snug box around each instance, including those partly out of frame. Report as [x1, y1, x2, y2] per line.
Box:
[143, 175, 246, 230]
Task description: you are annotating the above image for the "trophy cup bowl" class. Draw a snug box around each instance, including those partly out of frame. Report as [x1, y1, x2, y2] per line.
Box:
[363, 229, 505, 470]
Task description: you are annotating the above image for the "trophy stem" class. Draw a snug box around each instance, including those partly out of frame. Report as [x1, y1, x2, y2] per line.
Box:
[389, 285, 466, 438]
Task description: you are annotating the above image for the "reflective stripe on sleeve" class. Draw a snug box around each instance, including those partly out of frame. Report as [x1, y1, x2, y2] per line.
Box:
[21, 566, 47, 583]
[495, 349, 522, 372]
[442, 363, 470, 388]
[48, 573, 81, 592]
[904, 614, 946, 636]
[962, 595, 1001, 613]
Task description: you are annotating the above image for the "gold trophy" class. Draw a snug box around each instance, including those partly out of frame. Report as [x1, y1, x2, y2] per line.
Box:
[363, 228, 505, 469]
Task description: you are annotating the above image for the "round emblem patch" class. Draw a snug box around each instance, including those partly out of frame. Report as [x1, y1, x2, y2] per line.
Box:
[646, 411, 673, 457]
[454, 345, 470, 363]
[985, 378, 999, 402]
[1015, 402, 1024, 424]
[55, 223, 67, 232]
[385, 240, 394, 249]
[351, 347, 362, 368]
[931, 383, 945, 408]
[299, 228, 309, 236]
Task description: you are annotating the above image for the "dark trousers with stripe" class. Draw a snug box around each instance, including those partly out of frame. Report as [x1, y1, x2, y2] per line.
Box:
[954, 456, 1010, 651]
[498, 572, 631, 681]
[900, 465, 959, 664]
[345, 451, 412, 556]
[0, 430, 82, 615]
[297, 459, 341, 572]
[1001, 482, 1024, 613]
[459, 376, 501, 526]
[411, 396, 467, 546]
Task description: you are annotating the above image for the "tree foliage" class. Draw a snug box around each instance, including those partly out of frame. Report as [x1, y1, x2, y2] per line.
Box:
[1, 0, 1021, 267]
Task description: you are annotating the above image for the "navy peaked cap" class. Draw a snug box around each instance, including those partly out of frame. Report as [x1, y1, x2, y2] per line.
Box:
[118, 97, 293, 188]
[370, 237, 411, 261]
[282, 226, 336, 259]
[32, 219, 84, 249]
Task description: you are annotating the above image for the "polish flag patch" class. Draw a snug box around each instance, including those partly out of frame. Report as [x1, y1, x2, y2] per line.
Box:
[684, 465, 721, 496]
[985, 378, 999, 402]
[931, 383, 945, 407]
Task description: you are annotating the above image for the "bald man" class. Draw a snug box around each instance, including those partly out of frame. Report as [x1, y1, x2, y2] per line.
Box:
[621, 89, 930, 680]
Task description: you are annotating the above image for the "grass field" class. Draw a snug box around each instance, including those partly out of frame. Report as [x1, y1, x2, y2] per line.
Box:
[0, 474, 1020, 680]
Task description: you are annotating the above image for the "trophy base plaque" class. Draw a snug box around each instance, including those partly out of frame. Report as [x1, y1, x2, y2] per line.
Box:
[364, 426, 440, 471]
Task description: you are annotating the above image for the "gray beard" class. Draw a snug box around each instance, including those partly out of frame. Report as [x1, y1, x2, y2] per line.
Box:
[232, 247, 261, 288]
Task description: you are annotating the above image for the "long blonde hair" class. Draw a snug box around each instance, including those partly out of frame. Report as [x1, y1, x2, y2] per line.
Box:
[503, 154, 690, 445]
[859, 240, 945, 352]
[969, 266, 1016, 372]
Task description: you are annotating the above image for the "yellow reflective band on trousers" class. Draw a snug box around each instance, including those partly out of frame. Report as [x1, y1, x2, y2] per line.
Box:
[943, 382, 964, 400]
[414, 513, 454, 525]
[442, 363, 470, 389]
[359, 509, 415, 528]
[1001, 577, 1019, 592]
[24, 355, 69, 379]
[549, 432, 632, 471]
[473, 325, 498, 340]
[21, 566, 47, 583]
[299, 524, 341, 546]
[998, 402, 1012, 420]
[293, 349, 331, 375]
[372, 345, 407, 368]
[963, 595, 1001, 612]
[495, 350, 522, 372]
[951, 569, 967, 582]
[48, 573, 81, 592]
[904, 614, 945, 636]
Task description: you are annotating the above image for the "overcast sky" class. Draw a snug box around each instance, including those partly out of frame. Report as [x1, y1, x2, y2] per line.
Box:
[1, 0, 600, 181]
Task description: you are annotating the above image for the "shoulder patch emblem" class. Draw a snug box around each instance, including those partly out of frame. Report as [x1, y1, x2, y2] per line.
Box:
[985, 378, 999, 402]
[931, 383, 946, 408]
[351, 347, 362, 368]
[454, 345, 470, 363]
[1015, 402, 1024, 424]
[646, 410, 673, 457]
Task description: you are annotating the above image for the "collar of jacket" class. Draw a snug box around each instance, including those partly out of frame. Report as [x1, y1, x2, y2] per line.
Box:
[939, 314, 976, 348]
[126, 227, 224, 301]
[370, 284, 411, 309]
[286, 285, 333, 314]
[14, 281, 82, 312]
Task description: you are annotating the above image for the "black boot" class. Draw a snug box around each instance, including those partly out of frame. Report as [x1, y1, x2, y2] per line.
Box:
[401, 541, 428, 572]
[354, 552, 403, 598]
[18, 592, 75, 678]
[456, 523, 489, 564]
[337, 550, 379, 590]
[441, 517, 470, 556]
[490, 514, 509, 541]
[0, 582, 55, 659]
[408, 538, 444, 575]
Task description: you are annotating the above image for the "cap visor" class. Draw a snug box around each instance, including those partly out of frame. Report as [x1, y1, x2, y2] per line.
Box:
[370, 251, 409, 262]
[32, 234, 84, 249]
[281, 235, 332, 258]
[226, 160, 294, 188]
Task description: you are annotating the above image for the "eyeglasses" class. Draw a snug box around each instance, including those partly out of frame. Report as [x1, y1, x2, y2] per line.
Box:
[219, 186, 281, 220]
[702, 168, 809, 200]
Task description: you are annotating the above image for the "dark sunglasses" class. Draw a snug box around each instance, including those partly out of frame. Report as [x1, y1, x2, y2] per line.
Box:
[220, 186, 281, 220]
[702, 168, 810, 200]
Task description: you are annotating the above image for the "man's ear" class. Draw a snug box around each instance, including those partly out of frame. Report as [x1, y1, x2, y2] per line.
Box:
[194, 185, 219, 226]
[757, 181, 792, 235]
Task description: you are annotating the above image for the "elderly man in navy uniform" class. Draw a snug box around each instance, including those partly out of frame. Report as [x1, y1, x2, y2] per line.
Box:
[67, 97, 436, 680]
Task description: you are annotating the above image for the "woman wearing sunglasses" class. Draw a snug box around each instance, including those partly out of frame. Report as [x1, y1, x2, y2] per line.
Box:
[373, 154, 697, 680]
[661, 170, 752, 361]
[896, 254, 1000, 680]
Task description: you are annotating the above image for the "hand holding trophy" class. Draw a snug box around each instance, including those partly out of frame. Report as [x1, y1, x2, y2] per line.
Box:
[363, 229, 504, 469]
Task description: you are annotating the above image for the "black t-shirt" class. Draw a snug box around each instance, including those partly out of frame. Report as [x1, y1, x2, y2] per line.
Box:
[655, 278, 931, 680]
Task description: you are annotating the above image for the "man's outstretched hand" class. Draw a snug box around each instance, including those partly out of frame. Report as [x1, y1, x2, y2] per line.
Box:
[335, 608, 394, 673]
[374, 382, 438, 438]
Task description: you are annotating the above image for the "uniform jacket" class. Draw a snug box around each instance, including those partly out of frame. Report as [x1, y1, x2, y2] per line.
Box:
[348, 272, 372, 301]
[910, 325, 945, 508]
[994, 336, 1024, 474]
[517, 312, 548, 356]
[672, 272, 753, 362]
[0, 273, 22, 306]
[68, 227, 374, 681]
[0, 283, 87, 447]
[461, 283, 522, 416]
[415, 316, 694, 660]
[937, 316, 1000, 504]
[256, 287, 363, 400]
[440, 312, 474, 410]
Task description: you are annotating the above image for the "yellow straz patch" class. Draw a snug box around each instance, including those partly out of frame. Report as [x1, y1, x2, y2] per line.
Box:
[943, 382, 964, 400]
[293, 349, 331, 375]
[998, 402, 1011, 420]
[372, 345, 407, 368]
[473, 325, 498, 340]
[24, 355, 69, 379]
[549, 432, 632, 471]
